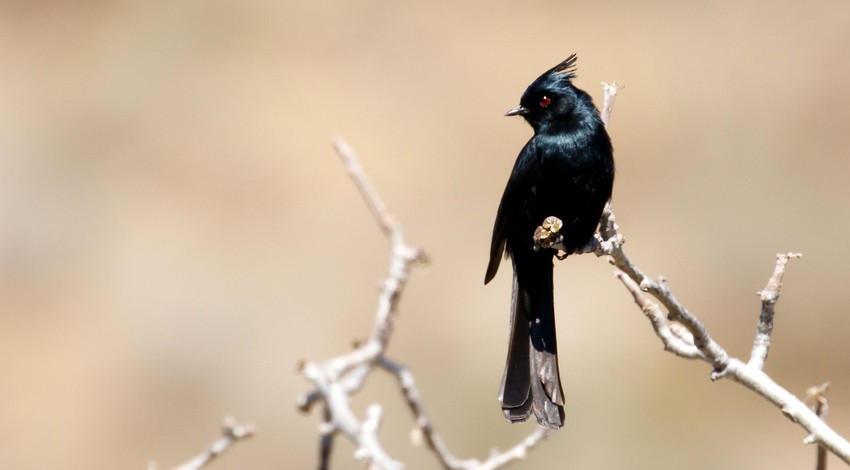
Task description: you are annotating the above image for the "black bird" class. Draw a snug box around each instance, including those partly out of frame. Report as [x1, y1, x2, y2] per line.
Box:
[485, 55, 614, 429]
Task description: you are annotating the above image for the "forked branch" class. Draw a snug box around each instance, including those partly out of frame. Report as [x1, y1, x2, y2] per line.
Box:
[583, 82, 849, 465]
[297, 137, 552, 469]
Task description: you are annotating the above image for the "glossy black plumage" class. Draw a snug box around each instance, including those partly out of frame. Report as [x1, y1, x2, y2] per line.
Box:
[485, 55, 614, 429]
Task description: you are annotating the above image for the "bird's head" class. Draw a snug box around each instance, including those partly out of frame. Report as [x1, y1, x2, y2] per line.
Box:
[505, 54, 581, 132]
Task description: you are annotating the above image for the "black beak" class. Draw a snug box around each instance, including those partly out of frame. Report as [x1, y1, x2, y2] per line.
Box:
[505, 105, 530, 117]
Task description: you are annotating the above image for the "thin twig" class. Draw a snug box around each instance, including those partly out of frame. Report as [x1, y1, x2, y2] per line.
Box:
[614, 271, 704, 360]
[332, 136, 400, 239]
[378, 357, 471, 469]
[319, 406, 335, 470]
[378, 357, 553, 469]
[749, 252, 802, 369]
[807, 383, 831, 470]
[476, 428, 552, 470]
[153, 417, 255, 470]
[599, 82, 622, 126]
[596, 210, 731, 370]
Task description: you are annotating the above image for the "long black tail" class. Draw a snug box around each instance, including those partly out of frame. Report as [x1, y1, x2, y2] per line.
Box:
[499, 261, 565, 429]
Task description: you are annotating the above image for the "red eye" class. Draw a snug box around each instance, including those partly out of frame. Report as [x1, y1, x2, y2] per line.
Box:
[539, 96, 551, 107]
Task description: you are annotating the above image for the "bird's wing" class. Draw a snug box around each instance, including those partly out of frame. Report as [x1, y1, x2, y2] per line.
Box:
[485, 140, 540, 284]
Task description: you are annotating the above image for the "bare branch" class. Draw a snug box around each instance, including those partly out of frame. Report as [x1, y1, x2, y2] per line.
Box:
[378, 357, 553, 470]
[599, 96, 731, 368]
[654, 276, 731, 374]
[749, 252, 802, 370]
[591, 207, 733, 371]
[586, 203, 850, 462]
[614, 271, 704, 360]
[150, 417, 255, 470]
[302, 362, 403, 469]
[599, 82, 623, 127]
[299, 137, 548, 469]
[332, 136, 401, 240]
[297, 136, 424, 466]
[592, 211, 850, 461]
[475, 428, 552, 470]
[378, 357, 472, 469]
[357, 405, 399, 469]
[318, 406, 336, 470]
[807, 383, 831, 470]
[542, 84, 850, 464]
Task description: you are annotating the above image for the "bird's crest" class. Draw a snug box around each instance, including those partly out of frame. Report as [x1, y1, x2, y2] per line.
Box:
[548, 54, 578, 80]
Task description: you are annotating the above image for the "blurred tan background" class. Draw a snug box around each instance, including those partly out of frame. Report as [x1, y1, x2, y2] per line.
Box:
[1, 1, 849, 468]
